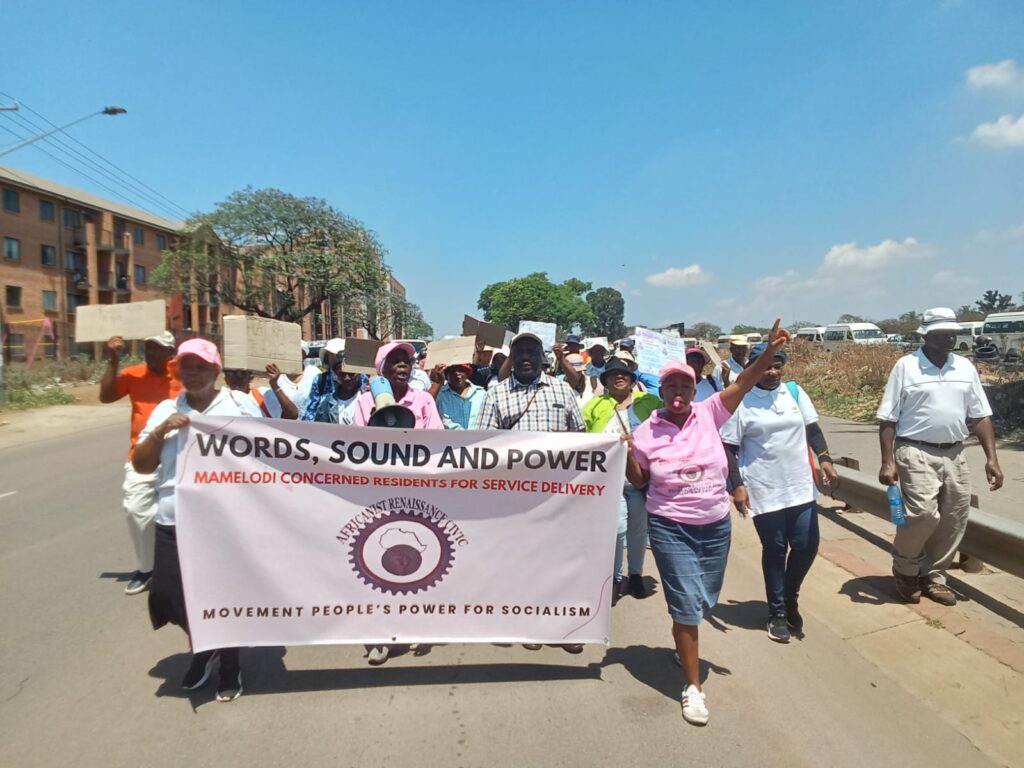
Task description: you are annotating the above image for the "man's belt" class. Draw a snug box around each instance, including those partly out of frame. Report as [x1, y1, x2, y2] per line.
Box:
[896, 436, 963, 450]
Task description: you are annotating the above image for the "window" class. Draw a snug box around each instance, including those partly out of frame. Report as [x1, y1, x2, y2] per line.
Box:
[134, 264, 147, 285]
[2, 188, 19, 213]
[852, 329, 884, 340]
[42, 290, 57, 312]
[67, 294, 86, 313]
[5, 285, 21, 308]
[41, 244, 57, 267]
[3, 237, 20, 261]
[156, 234, 167, 250]
[133, 226, 144, 245]
[824, 330, 845, 341]
[39, 199, 55, 221]
[64, 250, 81, 270]
[63, 208, 81, 228]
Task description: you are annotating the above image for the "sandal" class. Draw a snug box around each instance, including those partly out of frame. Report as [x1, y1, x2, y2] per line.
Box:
[921, 582, 957, 606]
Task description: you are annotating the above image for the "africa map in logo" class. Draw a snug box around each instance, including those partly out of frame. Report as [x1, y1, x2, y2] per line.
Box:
[341, 499, 462, 595]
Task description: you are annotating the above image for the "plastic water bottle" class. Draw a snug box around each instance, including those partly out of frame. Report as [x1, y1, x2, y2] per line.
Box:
[887, 485, 906, 526]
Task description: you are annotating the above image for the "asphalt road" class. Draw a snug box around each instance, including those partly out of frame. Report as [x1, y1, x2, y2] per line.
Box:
[0, 421, 1001, 768]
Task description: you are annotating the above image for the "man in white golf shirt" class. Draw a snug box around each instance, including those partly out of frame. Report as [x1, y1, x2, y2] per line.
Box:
[877, 307, 1003, 605]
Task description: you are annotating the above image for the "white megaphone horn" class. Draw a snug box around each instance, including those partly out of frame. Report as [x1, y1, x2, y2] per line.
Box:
[367, 376, 416, 429]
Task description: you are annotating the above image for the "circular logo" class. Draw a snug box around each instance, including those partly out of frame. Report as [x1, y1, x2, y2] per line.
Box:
[349, 511, 456, 595]
[679, 465, 704, 482]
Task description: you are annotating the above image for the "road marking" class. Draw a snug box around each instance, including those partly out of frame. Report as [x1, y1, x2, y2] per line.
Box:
[0, 491, 17, 500]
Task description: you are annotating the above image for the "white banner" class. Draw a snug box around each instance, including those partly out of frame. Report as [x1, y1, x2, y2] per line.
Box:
[176, 418, 626, 652]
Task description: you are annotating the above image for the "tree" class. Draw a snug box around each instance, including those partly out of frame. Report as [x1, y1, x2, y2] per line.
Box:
[836, 313, 867, 323]
[877, 310, 920, 336]
[786, 320, 820, 333]
[731, 323, 770, 335]
[956, 305, 985, 321]
[690, 322, 722, 339]
[402, 302, 433, 340]
[155, 187, 387, 324]
[477, 272, 593, 334]
[975, 290, 1013, 314]
[583, 287, 626, 339]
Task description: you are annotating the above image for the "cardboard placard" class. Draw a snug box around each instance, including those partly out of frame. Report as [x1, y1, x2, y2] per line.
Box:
[700, 340, 722, 368]
[75, 299, 166, 343]
[425, 336, 477, 368]
[517, 321, 557, 352]
[223, 315, 303, 373]
[341, 338, 382, 376]
[462, 315, 507, 349]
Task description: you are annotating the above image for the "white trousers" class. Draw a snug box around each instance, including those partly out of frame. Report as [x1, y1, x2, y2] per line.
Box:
[123, 462, 158, 573]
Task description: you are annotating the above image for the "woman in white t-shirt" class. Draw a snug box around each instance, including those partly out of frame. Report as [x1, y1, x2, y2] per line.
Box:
[719, 343, 839, 644]
[133, 338, 261, 703]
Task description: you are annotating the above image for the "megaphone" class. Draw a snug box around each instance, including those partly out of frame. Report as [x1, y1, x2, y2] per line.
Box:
[367, 376, 416, 429]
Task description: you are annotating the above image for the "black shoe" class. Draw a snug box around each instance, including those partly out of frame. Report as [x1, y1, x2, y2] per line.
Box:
[611, 579, 623, 606]
[124, 571, 152, 595]
[767, 614, 791, 643]
[785, 599, 803, 632]
[892, 568, 922, 604]
[628, 573, 646, 598]
[216, 668, 243, 702]
[181, 650, 218, 690]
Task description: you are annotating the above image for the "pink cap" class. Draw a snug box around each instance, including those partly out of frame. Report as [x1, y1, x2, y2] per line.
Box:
[659, 360, 696, 384]
[176, 338, 221, 367]
[375, 341, 417, 374]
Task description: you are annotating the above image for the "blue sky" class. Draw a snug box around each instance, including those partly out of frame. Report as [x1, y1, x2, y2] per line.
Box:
[4, 1, 1023, 335]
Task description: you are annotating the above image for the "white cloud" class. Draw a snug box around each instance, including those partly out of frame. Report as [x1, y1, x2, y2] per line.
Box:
[818, 238, 929, 275]
[931, 269, 976, 287]
[644, 264, 712, 287]
[612, 280, 628, 291]
[972, 114, 1024, 148]
[751, 270, 800, 292]
[966, 59, 1024, 90]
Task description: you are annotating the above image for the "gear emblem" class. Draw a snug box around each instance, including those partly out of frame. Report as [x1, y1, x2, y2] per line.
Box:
[348, 510, 456, 595]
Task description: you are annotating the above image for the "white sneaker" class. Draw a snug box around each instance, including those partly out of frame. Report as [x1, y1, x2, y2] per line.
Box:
[681, 684, 709, 725]
[367, 646, 390, 666]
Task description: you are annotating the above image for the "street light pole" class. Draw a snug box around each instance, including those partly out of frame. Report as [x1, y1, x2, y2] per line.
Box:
[0, 106, 126, 158]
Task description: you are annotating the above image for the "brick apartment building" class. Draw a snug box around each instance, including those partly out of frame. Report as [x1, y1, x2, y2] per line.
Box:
[0, 165, 238, 361]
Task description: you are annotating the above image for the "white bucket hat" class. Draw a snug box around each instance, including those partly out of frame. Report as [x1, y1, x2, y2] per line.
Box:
[917, 307, 960, 335]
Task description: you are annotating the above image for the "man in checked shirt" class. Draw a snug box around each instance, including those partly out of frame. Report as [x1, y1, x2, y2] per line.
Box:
[476, 330, 586, 653]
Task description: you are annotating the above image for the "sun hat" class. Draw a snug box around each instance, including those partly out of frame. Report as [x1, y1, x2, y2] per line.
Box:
[599, 356, 637, 385]
[144, 331, 176, 348]
[176, 338, 221, 367]
[917, 307, 961, 336]
[375, 341, 417, 374]
[318, 338, 345, 362]
[747, 342, 787, 365]
[686, 346, 710, 365]
[659, 360, 696, 384]
[566, 334, 582, 345]
[445, 363, 475, 375]
[728, 335, 750, 347]
[565, 353, 586, 369]
[510, 332, 543, 349]
[617, 337, 635, 350]
[613, 350, 636, 364]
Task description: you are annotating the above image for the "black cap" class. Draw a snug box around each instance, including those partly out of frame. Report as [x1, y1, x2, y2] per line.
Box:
[599, 356, 637, 385]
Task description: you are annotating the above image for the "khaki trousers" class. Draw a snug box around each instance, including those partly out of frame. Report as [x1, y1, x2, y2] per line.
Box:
[123, 462, 158, 573]
[892, 442, 971, 586]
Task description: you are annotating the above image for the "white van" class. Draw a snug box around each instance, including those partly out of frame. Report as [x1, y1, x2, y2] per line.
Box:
[956, 322, 984, 351]
[717, 334, 732, 350]
[821, 322, 886, 352]
[982, 312, 1024, 355]
[745, 333, 763, 345]
[796, 326, 826, 344]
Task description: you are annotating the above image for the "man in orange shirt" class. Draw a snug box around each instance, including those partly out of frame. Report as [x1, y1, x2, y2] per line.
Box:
[99, 332, 181, 595]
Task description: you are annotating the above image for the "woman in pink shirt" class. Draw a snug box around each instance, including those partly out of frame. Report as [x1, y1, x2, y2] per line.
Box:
[625, 321, 790, 726]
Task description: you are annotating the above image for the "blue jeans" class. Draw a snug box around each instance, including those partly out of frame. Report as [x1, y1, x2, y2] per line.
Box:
[752, 502, 819, 615]
[648, 513, 732, 625]
[614, 484, 648, 580]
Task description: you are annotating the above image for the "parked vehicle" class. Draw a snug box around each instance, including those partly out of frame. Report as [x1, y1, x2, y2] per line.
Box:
[956, 321, 984, 351]
[821, 322, 886, 352]
[796, 326, 826, 344]
[982, 312, 1024, 356]
[393, 338, 429, 367]
[745, 333, 763, 344]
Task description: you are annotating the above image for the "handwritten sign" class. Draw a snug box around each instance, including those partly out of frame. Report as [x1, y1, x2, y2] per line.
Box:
[462, 315, 507, 349]
[340, 338, 382, 376]
[517, 321, 557, 352]
[223, 316, 302, 373]
[426, 336, 477, 368]
[632, 327, 690, 377]
[75, 300, 167, 343]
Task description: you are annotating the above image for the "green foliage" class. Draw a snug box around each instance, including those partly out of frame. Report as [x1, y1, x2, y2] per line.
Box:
[477, 272, 593, 334]
[584, 287, 626, 339]
[836, 313, 867, 323]
[786, 320, 820, 333]
[731, 324, 770, 335]
[876, 310, 920, 336]
[976, 290, 1014, 314]
[689, 322, 722, 339]
[956, 305, 985, 321]
[155, 187, 389, 325]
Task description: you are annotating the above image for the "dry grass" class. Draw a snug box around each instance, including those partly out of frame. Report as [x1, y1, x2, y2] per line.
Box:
[784, 340, 904, 422]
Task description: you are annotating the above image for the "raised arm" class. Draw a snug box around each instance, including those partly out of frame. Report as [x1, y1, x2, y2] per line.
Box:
[98, 336, 125, 403]
[719, 319, 790, 413]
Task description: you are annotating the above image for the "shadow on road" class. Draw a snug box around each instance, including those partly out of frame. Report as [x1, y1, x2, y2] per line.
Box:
[148, 645, 604, 704]
[839, 575, 900, 606]
[707, 599, 768, 632]
[598, 645, 731, 701]
[98, 571, 134, 584]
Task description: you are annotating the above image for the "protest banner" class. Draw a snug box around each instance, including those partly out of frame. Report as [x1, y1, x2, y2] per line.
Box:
[583, 336, 610, 351]
[631, 327, 689, 376]
[175, 418, 625, 651]
[223, 315, 303, 373]
[425, 336, 476, 368]
[75, 299, 166, 343]
[341, 338, 382, 376]
[517, 321, 557, 351]
[462, 315, 506, 349]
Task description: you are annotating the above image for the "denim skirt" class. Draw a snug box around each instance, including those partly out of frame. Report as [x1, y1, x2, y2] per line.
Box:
[648, 512, 732, 625]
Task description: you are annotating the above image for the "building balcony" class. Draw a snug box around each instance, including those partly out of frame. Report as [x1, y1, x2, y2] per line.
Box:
[96, 230, 116, 251]
[98, 272, 114, 291]
[66, 271, 90, 293]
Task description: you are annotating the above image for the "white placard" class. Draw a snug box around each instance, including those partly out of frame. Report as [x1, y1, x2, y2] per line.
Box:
[223, 315, 303, 373]
[74, 299, 166, 342]
[517, 321, 557, 352]
[632, 327, 690, 376]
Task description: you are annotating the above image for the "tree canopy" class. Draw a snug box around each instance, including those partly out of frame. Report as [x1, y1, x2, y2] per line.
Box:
[584, 287, 626, 339]
[975, 289, 1014, 314]
[477, 272, 593, 334]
